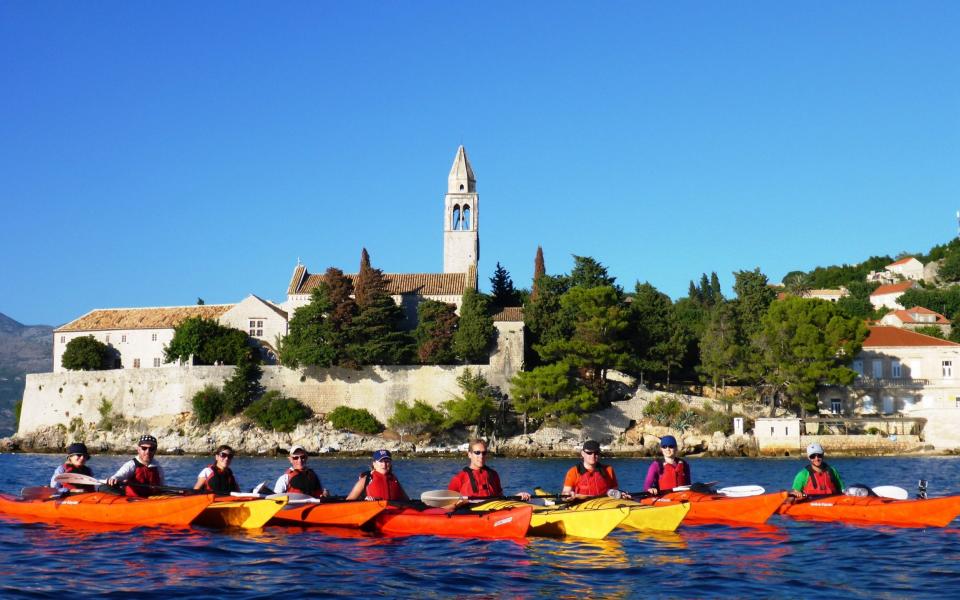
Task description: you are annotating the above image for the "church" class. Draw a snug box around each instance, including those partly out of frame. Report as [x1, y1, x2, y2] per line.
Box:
[51, 146, 524, 379]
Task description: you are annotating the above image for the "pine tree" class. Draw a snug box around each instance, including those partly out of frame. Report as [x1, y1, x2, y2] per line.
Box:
[453, 288, 496, 363]
[354, 248, 387, 309]
[413, 300, 458, 364]
[710, 272, 722, 303]
[490, 262, 519, 308]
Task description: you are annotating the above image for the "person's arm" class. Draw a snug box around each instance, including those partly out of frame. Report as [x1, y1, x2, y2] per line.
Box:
[490, 470, 504, 497]
[448, 472, 464, 493]
[108, 461, 135, 486]
[50, 465, 66, 491]
[643, 462, 661, 493]
[607, 466, 619, 490]
[790, 470, 809, 497]
[193, 467, 211, 491]
[274, 474, 288, 494]
[561, 467, 577, 497]
[345, 475, 365, 501]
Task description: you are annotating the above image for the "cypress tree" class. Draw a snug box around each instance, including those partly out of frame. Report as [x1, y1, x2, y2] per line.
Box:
[531, 246, 545, 301]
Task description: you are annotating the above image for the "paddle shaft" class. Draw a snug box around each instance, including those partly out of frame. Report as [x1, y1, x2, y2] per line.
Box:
[53, 473, 200, 495]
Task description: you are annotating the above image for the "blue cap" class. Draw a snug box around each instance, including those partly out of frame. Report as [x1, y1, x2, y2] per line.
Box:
[372, 449, 392, 461]
[660, 435, 678, 448]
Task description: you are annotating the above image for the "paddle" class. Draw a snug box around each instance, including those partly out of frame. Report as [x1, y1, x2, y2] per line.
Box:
[53, 473, 200, 496]
[20, 486, 61, 500]
[621, 481, 722, 499]
[716, 485, 765, 498]
[872, 485, 909, 500]
[230, 491, 324, 505]
[420, 489, 551, 508]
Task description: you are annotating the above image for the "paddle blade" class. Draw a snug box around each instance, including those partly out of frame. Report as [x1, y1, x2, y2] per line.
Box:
[533, 487, 554, 497]
[872, 485, 909, 500]
[53, 473, 103, 487]
[420, 490, 463, 508]
[717, 485, 765, 497]
[21, 486, 58, 500]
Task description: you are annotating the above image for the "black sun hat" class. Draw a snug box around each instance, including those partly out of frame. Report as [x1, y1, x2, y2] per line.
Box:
[66, 442, 89, 458]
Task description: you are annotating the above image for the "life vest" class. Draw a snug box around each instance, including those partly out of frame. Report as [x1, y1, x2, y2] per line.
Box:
[573, 464, 615, 496]
[656, 458, 690, 490]
[457, 466, 501, 498]
[803, 464, 841, 496]
[62, 463, 95, 492]
[361, 470, 405, 500]
[202, 463, 239, 495]
[126, 459, 162, 498]
[286, 468, 323, 497]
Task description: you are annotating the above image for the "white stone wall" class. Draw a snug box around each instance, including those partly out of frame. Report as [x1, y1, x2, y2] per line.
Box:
[870, 291, 907, 310]
[488, 321, 525, 392]
[53, 329, 175, 373]
[908, 407, 960, 449]
[887, 259, 924, 281]
[755, 418, 802, 453]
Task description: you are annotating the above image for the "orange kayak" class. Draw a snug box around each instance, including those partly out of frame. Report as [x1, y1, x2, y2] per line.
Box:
[777, 494, 960, 527]
[0, 492, 213, 527]
[373, 505, 532, 539]
[270, 500, 388, 527]
[639, 491, 789, 525]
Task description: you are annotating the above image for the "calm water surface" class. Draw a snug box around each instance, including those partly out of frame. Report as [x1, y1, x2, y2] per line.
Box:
[1, 453, 959, 599]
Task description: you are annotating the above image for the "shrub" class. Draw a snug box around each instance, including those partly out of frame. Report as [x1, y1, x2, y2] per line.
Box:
[62, 336, 114, 371]
[245, 391, 312, 433]
[192, 386, 225, 425]
[388, 400, 445, 442]
[14, 399, 22, 429]
[328, 406, 384, 435]
[643, 395, 684, 426]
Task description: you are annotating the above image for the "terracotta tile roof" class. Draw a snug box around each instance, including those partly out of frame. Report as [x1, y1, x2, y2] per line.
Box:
[56, 305, 234, 332]
[888, 257, 919, 267]
[492, 306, 524, 322]
[888, 306, 950, 325]
[287, 264, 308, 296]
[293, 272, 468, 296]
[863, 326, 960, 348]
[871, 281, 916, 296]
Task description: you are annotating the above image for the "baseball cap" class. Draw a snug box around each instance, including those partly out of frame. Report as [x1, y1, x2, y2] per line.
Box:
[372, 449, 392, 462]
[582, 440, 601, 453]
[289, 445, 307, 456]
[660, 435, 678, 448]
[807, 442, 824, 457]
[138, 435, 158, 447]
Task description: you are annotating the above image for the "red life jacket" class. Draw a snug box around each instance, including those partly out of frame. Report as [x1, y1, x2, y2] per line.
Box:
[285, 468, 323, 497]
[574, 464, 615, 496]
[362, 470, 405, 500]
[126, 459, 162, 498]
[453, 466, 503, 498]
[802, 464, 841, 496]
[202, 463, 239, 495]
[62, 463, 95, 492]
[656, 458, 690, 490]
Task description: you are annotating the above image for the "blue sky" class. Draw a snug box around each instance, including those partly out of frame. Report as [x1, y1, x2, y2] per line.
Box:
[2, 2, 958, 326]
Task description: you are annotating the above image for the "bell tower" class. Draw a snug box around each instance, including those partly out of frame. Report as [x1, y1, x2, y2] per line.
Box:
[443, 145, 479, 276]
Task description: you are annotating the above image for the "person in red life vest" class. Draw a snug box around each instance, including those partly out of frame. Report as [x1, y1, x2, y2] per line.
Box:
[345, 449, 409, 501]
[50, 442, 95, 493]
[643, 435, 691, 494]
[562, 440, 626, 499]
[448, 439, 531, 506]
[789, 442, 845, 498]
[107, 435, 166, 497]
[274, 445, 329, 498]
[193, 444, 241, 495]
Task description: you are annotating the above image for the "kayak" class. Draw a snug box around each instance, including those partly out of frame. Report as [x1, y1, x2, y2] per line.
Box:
[194, 496, 288, 529]
[0, 492, 213, 527]
[638, 491, 789, 525]
[270, 499, 388, 528]
[777, 494, 960, 528]
[576, 497, 690, 531]
[373, 505, 532, 539]
[471, 499, 630, 539]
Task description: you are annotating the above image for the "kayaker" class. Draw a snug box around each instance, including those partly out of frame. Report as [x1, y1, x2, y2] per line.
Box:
[562, 440, 626, 499]
[107, 434, 166, 497]
[345, 449, 409, 501]
[448, 439, 531, 504]
[274, 445, 329, 498]
[50, 442, 95, 493]
[193, 444, 241, 495]
[789, 442, 845, 498]
[643, 435, 691, 495]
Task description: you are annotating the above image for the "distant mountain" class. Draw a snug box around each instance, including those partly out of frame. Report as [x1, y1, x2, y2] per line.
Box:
[0, 313, 53, 437]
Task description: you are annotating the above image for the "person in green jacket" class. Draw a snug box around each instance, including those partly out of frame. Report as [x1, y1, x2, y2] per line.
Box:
[789, 442, 844, 498]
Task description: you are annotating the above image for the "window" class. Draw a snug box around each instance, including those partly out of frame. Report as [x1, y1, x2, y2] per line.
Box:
[831, 399, 842, 414]
[873, 360, 883, 379]
[852, 360, 863, 376]
[105, 334, 110, 343]
[60, 336, 65, 343]
[121, 334, 127, 343]
[944, 360, 953, 378]
[249, 319, 263, 337]
[133, 358, 140, 368]
[153, 358, 161, 367]
[892, 360, 901, 378]
[956, 396, 960, 408]
[151, 333, 158, 342]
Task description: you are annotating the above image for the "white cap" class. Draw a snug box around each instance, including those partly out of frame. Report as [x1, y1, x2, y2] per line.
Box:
[806, 442, 824, 457]
[289, 445, 307, 455]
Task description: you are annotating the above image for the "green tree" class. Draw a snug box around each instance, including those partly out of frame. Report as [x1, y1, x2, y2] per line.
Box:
[388, 400, 445, 443]
[278, 286, 338, 368]
[627, 282, 673, 382]
[524, 274, 572, 360]
[755, 297, 869, 415]
[191, 386, 225, 425]
[510, 361, 599, 430]
[413, 300, 458, 364]
[698, 302, 743, 396]
[569, 255, 617, 290]
[221, 351, 263, 415]
[347, 250, 414, 365]
[490, 262, 521, 307]
[914, 325, 946, 339]
[61, 336, 114, 371]
[452, 288, 496, 363]
[898, 286, 960, 319]
[937, 249, 960, 283]
[441, 369, 499, 435]
[530, 246, 546, 301]
[164, 317, 250, 365]
[328, 406, 384, 434]
[244, 391, 311, 432]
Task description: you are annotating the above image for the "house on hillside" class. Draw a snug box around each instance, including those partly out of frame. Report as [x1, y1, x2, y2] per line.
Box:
[885, 257, 925, 281]
[869, 280, 917, 310]
[879, 306, 951, 336]
[818, 326, 960, 416]
[774, 288, 849, 302]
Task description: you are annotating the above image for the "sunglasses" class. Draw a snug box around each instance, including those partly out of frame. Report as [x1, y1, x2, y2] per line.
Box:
[218, 452, 234, 459]
[70, 454, 89, 459]
[809, 453, 824, 460]
[661, 445, 677, 449]
[291, 455, 307, 461]
[582, 450, 599, 455]
[139, 446, 157, 452]
[471, 450, 488, 456]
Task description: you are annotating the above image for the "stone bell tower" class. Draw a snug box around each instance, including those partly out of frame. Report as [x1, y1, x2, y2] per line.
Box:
[443, 145, 479, 276]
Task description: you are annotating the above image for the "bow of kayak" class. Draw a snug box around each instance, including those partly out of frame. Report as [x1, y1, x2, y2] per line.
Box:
[641, 491, 789, 525]
[574, 497, 690, 532]
[270, 499, 388, 528]
[471, 499, 629, 539]
[374, 505, 532, 539]
[777, 494, 960, 528]
[0, 492, 213, 527]
[194, 496, 288, 529]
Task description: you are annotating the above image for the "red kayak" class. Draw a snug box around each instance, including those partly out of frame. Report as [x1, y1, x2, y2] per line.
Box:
[777, 494, 960, 527]
[270, 500, 388, 528]
[373, 505, 532, 539]
[0, 492, 213, 527]
[639, 491, 789, 525]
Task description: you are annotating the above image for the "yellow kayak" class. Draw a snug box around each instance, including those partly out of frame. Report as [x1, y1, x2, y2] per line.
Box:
[575, 497, 690, 532]
[472, 499, 630, 539]
[194, 495, 288, 529]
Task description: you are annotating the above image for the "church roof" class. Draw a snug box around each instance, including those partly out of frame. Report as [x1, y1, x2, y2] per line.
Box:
[291, 270, 469, 296]
[492, 306, 524, 322]
[448, 145, 476, 192]
[56, 305, 234, 332]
